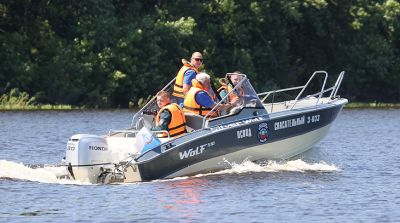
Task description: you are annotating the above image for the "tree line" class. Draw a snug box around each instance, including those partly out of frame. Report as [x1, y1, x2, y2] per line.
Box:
[1, 0, 399, 108]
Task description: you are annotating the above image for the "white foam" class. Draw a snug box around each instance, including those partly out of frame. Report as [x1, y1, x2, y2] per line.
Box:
[0, 160, 84, 185]
[193, 158, 340, 178]
[1, 159, 340, 184]
[273, 159, 340, 172]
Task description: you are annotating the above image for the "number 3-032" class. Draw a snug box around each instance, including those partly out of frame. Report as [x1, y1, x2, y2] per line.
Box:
[307, 114, 320, 124]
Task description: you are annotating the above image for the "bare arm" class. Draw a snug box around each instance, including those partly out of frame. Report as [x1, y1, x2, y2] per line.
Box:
[183, 84, 190, 96]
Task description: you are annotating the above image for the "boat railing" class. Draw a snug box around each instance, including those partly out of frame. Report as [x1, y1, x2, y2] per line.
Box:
[293, 71, 328, 108]
[108, 129, 170, 138]
[202, 73, 248, 128]
[109, 129, 140, 137]
[257, 71, 345, 113]
[330, 71, 345, 98]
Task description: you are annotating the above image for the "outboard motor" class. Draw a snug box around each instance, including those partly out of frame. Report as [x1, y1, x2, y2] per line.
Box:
[65, 134, 112, 183]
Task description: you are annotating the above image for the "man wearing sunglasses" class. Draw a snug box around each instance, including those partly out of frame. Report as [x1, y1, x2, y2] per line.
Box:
[172, 52, 203, 106]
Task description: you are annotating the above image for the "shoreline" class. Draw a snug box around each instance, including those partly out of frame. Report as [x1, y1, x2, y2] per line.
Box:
[1, 102, 400, 111]
[344, 102, 400, 109]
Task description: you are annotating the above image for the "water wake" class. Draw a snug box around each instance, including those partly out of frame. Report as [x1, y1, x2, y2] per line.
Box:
[193, 158, 340, 178]
[1, 159, 340, 184]
[0, 160, 79, 184]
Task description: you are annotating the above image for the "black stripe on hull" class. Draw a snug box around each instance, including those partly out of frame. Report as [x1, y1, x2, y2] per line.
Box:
[137, 104, 344, 181]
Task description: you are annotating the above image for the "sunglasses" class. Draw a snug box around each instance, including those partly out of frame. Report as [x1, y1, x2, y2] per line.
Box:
[193, 58, 203, 62]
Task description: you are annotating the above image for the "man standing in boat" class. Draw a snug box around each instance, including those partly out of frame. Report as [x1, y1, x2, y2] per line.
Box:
[172, 52, 203, 106]
[151, 91, 187, 138]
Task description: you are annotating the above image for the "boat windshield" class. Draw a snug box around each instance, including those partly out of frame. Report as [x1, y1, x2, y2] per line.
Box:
[207, 73, 263, 118]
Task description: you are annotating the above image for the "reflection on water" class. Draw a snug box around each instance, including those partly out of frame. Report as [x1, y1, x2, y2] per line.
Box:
[158, 178, 206, 222]
[166, 178, 204, 205]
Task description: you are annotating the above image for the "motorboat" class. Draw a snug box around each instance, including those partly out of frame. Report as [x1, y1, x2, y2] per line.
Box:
[63, 70, 347, 183]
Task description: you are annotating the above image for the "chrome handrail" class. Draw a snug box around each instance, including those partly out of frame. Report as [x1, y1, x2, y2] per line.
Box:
[108, 129, 170, 138]
[109, 129, 140, 137]
[257, 86, 304, 102]
[331, 71, 345, 98]
[291, 71, 328, 109]
[257, 71, 345, 113]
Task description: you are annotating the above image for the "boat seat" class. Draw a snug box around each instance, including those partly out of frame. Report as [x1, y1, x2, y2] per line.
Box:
[184, 113, 204, 132]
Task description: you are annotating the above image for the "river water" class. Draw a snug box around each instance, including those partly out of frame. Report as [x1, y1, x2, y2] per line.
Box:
[0, 109, 399, 222]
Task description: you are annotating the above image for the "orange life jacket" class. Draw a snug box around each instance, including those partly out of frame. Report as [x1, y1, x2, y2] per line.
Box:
[217, 84, 228, 95]
[183, 80, 218, 117]
[172, 64, 199, 99]
[156, 103, 187, 138]
[217, 83, 242, 102]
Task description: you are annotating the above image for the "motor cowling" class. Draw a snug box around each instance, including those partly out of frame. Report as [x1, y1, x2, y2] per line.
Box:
[65, 134, 112, 183]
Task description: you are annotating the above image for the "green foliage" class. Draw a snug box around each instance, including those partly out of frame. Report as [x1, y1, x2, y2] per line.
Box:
[0, 88, 78, 110]
[0, 88, 36, 108]
[0, 0, 399, 108]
